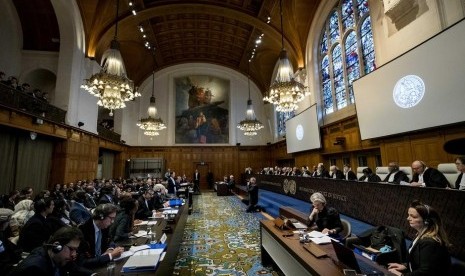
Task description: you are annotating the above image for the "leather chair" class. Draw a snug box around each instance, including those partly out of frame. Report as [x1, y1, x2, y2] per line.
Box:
[399, 166, 413, 182]
[356, 167, 368, 180]
[340, 219, 352, 241]
[375, 167, 389, 182]
[438, 163, 459, 188]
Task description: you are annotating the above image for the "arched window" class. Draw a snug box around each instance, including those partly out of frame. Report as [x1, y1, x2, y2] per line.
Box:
[319, 0, 375, 115]
[277, 111, 294, 136]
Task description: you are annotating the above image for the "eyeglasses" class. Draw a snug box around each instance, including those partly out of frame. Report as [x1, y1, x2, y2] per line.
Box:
[106, 215, 116, 221]
[64, 244, 79, 253]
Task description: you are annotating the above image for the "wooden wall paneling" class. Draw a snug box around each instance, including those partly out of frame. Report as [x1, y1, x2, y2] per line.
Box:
[380, 137, 413, 167]
[410, 135, 448, 168]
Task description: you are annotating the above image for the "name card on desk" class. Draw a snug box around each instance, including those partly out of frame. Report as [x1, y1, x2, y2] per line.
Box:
[160, 233, 167, 244]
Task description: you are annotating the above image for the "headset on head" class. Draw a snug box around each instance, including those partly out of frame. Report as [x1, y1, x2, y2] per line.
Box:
[44, 242, 63, 253]
[423, 204, 431, 225]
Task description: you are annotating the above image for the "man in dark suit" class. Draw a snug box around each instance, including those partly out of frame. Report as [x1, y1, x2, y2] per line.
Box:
[342, 164, 357, 180]
[18, 197, 54, 252]
[246, 177, 260, 212]
[193, 169, 201, 194]
[167, 171, 177, 195]
[98, 187, 114, 204]
[410, 160, 449, 188]
[312, 163, 330, 178]
[329, 165, 344, 180]
[383, 162, 410, 184]
[78, 203, 123, 269]
[135, 189, 154, 220]
[358, 167, 382, 182]
[454, 156, 465, 190]
[10, 227, 92, 276]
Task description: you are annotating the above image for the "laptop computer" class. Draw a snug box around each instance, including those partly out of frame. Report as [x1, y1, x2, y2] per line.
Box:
[331, 240, 384, 276]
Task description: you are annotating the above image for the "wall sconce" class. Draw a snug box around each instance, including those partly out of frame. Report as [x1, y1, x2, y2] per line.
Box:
[30, 132, 37, 140]
[78, 121, 84, 128]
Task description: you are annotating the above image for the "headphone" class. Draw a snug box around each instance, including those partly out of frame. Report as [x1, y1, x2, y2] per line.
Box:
[423, 204, 431, 225]
[44, 242, 63, 253]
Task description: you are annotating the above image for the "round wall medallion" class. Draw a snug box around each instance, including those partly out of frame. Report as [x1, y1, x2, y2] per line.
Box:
[393, 75, 425, 108]
[296, 124, 304, 141]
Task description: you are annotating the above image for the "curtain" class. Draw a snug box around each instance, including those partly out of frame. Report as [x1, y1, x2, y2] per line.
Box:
[0, 130, 17, 194]
[101, 151, 114, 179]
[15, 134, 53, 194]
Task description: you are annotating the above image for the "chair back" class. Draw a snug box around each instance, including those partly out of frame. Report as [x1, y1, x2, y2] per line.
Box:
[399, 166, 413, 181]
[340, 219, 352, 241]
[375, 167, 389, 182]
[438, 163, 459, 188]
[356, 167, 367, 180]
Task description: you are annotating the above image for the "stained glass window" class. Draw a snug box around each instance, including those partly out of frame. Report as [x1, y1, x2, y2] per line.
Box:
[342, 0, 355, 31]
[318, 0, 375, 115]
[277, 111, 295, 136]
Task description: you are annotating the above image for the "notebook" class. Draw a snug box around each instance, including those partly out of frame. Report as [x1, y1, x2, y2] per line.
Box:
[121, 250, 161, 272]
[331, 240, 384, 276]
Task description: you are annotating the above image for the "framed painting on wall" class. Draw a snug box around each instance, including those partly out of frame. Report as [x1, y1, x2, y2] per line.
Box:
[174, 75, 229, 144]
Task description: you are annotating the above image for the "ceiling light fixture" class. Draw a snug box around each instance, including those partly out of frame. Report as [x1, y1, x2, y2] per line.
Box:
[137, 59, 166, 139]
[238, 63, 264, 136]
[81, 0, 140, 116]
[263, 0, 309, 113]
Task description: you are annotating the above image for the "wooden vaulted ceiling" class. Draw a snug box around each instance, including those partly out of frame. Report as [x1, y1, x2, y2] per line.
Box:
[12, 0, 322, 94]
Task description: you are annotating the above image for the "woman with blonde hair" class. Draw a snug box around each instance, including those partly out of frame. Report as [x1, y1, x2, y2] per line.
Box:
[388, 200, 450, 275]
[9, 199, 35, 243]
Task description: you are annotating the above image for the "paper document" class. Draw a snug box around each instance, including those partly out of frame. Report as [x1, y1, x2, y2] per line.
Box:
[310, 236, 332, 244]
[135, 221, 148, 226]
[292, 222, 307, 229]
[114, 250, 134, 261]
[134, 230, 149, 237]
[307, 231, 327, 238]
[113, 245, 150, 261]
[134, 248, 164, 256]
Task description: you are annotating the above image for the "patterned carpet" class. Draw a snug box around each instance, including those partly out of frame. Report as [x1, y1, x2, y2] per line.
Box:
[172, 192, 278, 276]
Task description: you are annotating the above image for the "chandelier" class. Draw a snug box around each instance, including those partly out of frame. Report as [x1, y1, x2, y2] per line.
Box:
[263, 0, 308, 113]
[136, 70, 166, 138]
[81, 0, 140, 116]
[237, 65, 264, 136]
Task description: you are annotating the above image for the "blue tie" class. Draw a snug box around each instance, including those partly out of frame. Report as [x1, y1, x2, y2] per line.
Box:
[95, 230, 102, 256]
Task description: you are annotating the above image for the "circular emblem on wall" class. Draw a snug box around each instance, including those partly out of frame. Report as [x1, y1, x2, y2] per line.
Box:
[392, 75, 425, 108]
[296, 124, 304, 141]
[288, 180, 297, 195]
[283, 179, 289, 194]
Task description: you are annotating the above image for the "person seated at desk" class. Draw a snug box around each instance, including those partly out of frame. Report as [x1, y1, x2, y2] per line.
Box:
[10, 227, 93, 276]
[110, 197, 140, 242]
[18, 197, 54, 253]
[388, 200, 450, 275]
[358, 167, 381, 182]
[312, 163, 330, 178]
[307, 192, 343, 238]
[383, 162, 410, 184]
[329, 165, 344, 180]
[410, 160, 449, 188]
[454, 156, 465, 190]
[78, 203, 124, 269]
[343, 164, 357, 180]
[135, 189, 154, 220]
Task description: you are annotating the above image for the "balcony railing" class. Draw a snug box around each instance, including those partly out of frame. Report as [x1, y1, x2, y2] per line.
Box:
[0, 83, 66, 124]
[97, 125, 121, 143]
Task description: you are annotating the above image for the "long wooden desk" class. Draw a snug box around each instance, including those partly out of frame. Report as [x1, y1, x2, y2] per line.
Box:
[254, 174, 465, 260]
[260, 220, 391, 276]
[95, 202, 189, 275]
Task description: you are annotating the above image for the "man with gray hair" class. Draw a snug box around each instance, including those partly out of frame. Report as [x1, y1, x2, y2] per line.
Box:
[383, 162, 409, 184]
[308, 192, 343, 237]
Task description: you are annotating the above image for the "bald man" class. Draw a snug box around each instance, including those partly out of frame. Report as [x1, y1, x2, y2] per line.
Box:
[410, 160, 449, 188]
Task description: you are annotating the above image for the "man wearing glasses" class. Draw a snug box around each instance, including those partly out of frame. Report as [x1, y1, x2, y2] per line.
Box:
[454, 157, 465, 190]
[78, 203, 124, 269]
[410, 160, 449, 188]
[10, 227, 93, 275]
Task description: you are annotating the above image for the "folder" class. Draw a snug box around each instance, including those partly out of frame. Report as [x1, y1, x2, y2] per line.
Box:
[121, 250, 161, 272]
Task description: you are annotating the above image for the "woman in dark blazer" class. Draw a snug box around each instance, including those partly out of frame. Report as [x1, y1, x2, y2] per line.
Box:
[307, 192, 343, 237]
[388, 200, 450, 275]
[109, 197, 139, 242]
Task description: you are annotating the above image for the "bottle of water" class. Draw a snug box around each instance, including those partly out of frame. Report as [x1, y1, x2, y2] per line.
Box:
[106, 260, 116, 276]
[150, 232, 157, 248]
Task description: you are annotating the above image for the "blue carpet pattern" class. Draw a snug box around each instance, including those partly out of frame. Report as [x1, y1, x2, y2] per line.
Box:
[173, 192, 278, 276]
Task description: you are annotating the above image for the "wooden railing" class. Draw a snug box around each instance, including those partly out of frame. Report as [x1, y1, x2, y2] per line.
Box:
[97, 125, 121, 143]
[0, 83, 66, 124]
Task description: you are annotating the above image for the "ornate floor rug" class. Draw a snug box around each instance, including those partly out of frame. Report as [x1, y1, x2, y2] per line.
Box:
[172, 192, 278, 276]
